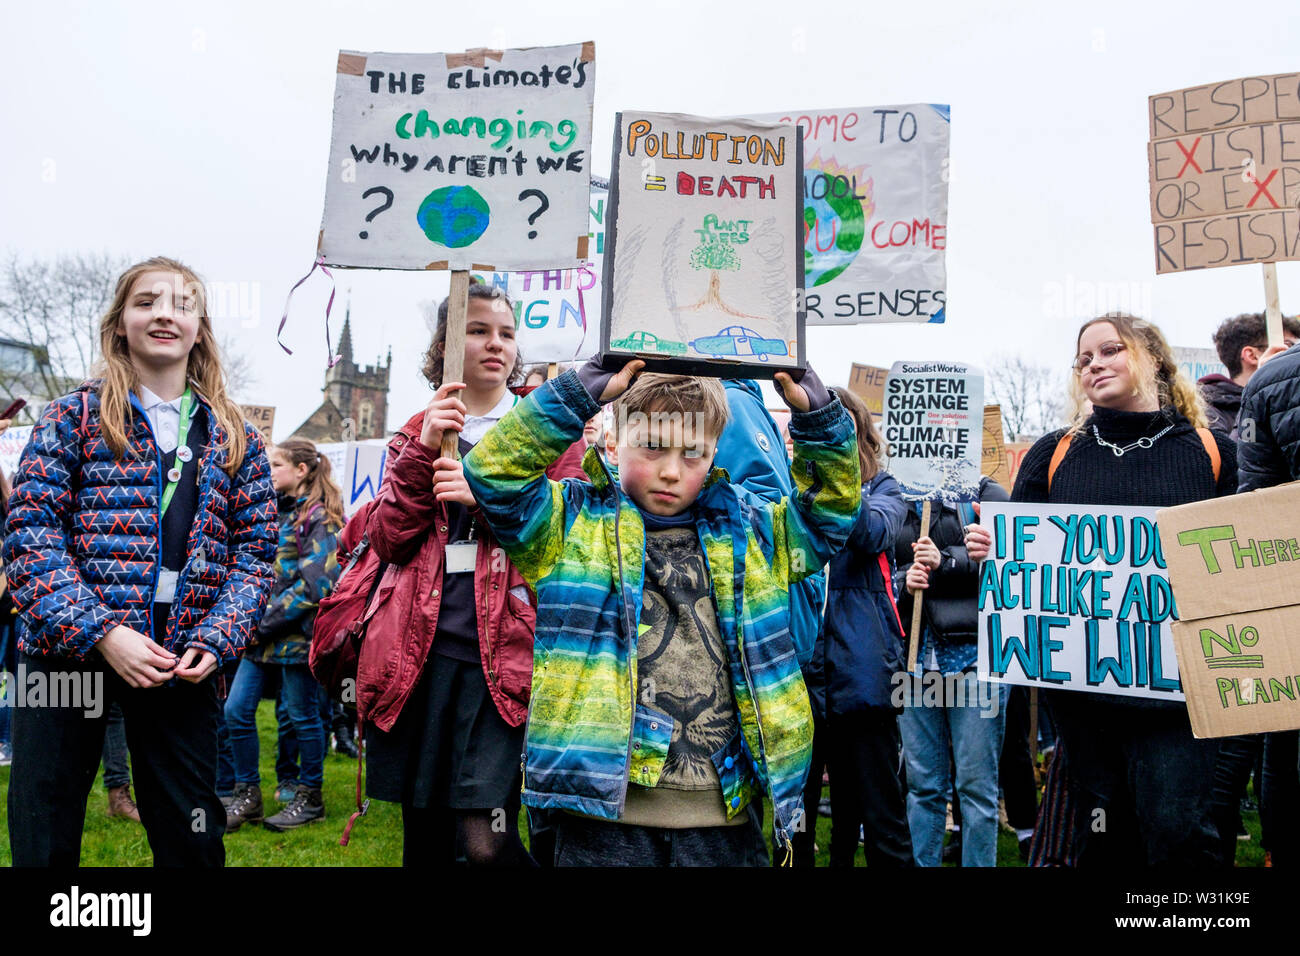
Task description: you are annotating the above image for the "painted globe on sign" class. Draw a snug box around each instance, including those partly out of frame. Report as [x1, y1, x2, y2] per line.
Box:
[802, 166, 868, 288]
[417, 185, 490, 248]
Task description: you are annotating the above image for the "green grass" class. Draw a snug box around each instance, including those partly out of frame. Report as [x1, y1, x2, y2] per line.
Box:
[0, 699, 406, 866]
[0, 705, 1269, 866]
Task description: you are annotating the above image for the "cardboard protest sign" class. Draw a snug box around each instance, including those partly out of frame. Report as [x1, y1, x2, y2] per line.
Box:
[978, 502, 1184, 702]
[341, 441, 389, 518]
[848, 363, 888, 418]
[602, 111, 804, 377]
[240, 405, 276, 444]
[1005, 441, 1033, 489]
[1158, 483, 1300, 737]
[320, 43, 595, 271]
[982, 405, 1009, 487]
[882, 361, 982, 502]
[475, 178, 607, 363]
[754, 105, 949, 324]
[1174, 346, 1229, 384]
[1148, 73, 1300, 274]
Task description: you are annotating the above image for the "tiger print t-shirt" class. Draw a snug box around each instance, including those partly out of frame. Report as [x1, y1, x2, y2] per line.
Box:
[620, 519, 746, 829]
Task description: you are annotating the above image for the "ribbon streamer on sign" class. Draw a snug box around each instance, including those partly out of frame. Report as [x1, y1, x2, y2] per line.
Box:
[278, 255, 341, 369]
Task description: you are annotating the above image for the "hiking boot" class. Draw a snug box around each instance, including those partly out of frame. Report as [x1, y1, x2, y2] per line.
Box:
[0, 743, 12, 767]
[219, 793, 236, 810]
[333, 726, 360, 759]
[274, 780, 298, 803]
[226, 783, 264, 832]
[106, 784, 141, 823]
[263, 785, 325, 832]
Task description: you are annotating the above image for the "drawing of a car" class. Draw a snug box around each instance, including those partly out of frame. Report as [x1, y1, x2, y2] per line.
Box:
[689, 326, 790, 362]
[611, 330, 687, 355]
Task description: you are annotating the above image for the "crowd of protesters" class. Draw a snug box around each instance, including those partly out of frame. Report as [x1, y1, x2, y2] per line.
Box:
[0, 256, 1296, 868]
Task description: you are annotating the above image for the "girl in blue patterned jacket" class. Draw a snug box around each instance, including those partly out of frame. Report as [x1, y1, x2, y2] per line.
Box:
[224, 438, 342, 834]
[3, 256, 278, 866]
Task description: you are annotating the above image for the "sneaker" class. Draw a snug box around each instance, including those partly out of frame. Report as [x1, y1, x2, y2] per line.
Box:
[0, 743, 12, 767]
[817, 796, 833, 818]
[263, 785, 325, 832]
[106, 784, 142, 823]
[225, 783, 264, 832]
[275, 780, 298, 803]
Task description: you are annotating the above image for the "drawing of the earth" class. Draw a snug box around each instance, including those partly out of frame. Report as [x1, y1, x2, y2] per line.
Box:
[417, 185, 490, 248]
[803, 158, 872, 287]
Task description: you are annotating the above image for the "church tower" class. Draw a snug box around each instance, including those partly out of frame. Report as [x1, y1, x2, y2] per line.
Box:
[290, 297, 392, 442]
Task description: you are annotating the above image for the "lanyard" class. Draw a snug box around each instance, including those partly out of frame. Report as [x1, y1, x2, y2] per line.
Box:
[160, 388, 194, 518]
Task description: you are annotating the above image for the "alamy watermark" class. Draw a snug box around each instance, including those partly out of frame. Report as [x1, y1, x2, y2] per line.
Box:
[0, 663, 104, 718]
[889, 670, 1001, 719]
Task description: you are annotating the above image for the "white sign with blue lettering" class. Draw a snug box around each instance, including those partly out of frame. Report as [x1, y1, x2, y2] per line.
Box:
[977, 502, 1185, 701]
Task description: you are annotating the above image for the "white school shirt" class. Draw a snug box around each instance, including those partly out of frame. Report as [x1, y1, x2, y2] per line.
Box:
[460, 391, 519, 446]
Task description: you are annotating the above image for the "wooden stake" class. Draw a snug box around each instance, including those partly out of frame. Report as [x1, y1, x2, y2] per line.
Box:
[441, 270, 470, 460]
[1263, 262, 1284, 348]
[546, 362, 559, 381]
[906, 499, 932, 674]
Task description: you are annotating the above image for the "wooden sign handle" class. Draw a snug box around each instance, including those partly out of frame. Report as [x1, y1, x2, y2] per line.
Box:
[546, 362, 559, 380]
[440, 270, 470, 460]
[1263, 262, 1284, 348]
[906, 499, 933, 674]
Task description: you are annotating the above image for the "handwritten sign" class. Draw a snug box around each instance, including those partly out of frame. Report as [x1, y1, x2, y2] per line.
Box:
[982, 405, 1008, 487]
[753, 105, 950, 324]
[602, 111, 804, 376]
[475, 178, 607, 363]
[0, 424, 34, 480]
[1149, 73, 1300, 273]
[1173, 346, 1229, 383]
[320, 43, 596, 271]
[978, 502, 1184, 702]
[240, 405, 276, 444]
[882, 361, 982, 502]
[848, 362, 888, 418]
[341, 441, 388, 518]
[1159, 484, 1300, 737]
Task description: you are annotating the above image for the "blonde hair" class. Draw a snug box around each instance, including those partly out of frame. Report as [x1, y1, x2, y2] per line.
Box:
[610, 372, 729, 442]
[830, 385, 882, 481]
[94, 256, 249, 476]
[272, 438, 345, 529]
[1065, 312, 1207, 436]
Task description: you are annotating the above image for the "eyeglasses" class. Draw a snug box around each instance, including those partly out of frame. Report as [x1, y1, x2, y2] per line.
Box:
[1072, 341, 1126, 374]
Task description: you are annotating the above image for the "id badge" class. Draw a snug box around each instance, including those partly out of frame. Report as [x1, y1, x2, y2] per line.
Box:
[445, 542, 477, 574]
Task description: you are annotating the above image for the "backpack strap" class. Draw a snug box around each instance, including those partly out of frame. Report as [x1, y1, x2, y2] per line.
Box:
[1196, 428, 1221, 484]
[877, 551, 905, 637]
[1046, 433, 1072, 493]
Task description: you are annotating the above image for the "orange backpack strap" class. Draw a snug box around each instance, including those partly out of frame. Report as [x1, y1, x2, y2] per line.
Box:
[1047, 433, 1073, 492]
[1196, 428, 1221, 484]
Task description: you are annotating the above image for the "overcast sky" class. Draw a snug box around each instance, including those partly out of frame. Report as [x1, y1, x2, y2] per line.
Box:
[4, 0, 1298, 436]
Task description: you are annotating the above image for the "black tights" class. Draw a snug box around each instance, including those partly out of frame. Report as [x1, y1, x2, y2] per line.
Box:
[401, 803, 537, 867]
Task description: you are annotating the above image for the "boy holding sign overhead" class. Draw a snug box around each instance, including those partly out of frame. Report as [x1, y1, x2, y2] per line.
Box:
[462, 356, 860, 864]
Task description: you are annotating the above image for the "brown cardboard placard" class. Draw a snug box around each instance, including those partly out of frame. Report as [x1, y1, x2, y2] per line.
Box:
[847, 363, 888, 418]
[982, 405, 1008, 486]
[1148, 72, 1300, 273]
[1150, 73, 1300, 139]
[240, 404, 276, 444]
[1154, 208, 1300, 274]
[1158, 482, 1300, 737]
[1148, 121, 1300, 223]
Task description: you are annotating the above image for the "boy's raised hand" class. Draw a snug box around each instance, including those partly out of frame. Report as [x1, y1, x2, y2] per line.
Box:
[577, 355, 646, 404]
[419, 382, 467, 451]
[774, 365, 832, 413]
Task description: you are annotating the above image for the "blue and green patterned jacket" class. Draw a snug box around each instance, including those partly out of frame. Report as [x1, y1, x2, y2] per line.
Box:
[249, 496, 341, 665]
[463, 370, 861, 846]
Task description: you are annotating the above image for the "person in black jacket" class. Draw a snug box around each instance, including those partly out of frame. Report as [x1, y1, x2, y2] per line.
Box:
[970, 312, 1238, 868]
[1198, 313, 1299, 438]
[1238, 339, 1300, 866]
[894, 474, 1009, 867]
[798, 387, 911, 867]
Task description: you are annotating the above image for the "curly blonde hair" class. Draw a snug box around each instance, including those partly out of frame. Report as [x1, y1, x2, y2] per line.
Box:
[1065, 311, 1207, 435]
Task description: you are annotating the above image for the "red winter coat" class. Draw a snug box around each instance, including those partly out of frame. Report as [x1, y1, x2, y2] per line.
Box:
[355, 398, 585, 731]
